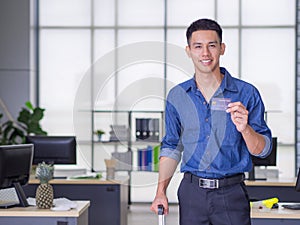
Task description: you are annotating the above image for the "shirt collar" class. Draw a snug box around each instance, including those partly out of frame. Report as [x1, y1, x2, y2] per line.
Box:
[219, 67, 239, 93]
[181, 67, 239, 93]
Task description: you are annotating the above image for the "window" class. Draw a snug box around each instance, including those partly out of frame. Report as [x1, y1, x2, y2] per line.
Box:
[38, 0, 296, 187]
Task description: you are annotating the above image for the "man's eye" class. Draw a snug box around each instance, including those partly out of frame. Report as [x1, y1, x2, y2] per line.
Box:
[209, 44, 216, 48]
[195, 45, 201, 48]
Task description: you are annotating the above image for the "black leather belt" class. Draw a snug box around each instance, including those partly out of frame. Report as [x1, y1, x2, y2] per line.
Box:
[184, 172, 245, 189]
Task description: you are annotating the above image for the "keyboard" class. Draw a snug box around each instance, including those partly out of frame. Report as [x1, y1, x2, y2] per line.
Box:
[282, 204, 300, 210]
[0, 201, 18, 208]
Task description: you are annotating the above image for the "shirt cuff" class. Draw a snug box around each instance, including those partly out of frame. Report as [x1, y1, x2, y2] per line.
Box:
[160, 147, 182, 162]
[251, 135, 271, 158]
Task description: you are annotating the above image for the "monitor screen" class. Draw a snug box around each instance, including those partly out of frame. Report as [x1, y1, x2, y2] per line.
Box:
[251, 137, 277, 166]
[248, 137, 277, 180]
[296, 168, 300, 192]
[0, 144, 33, 207]
[25, 136, 76, 165]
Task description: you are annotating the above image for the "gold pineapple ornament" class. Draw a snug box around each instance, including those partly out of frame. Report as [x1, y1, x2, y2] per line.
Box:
[35, 162, 54, 209]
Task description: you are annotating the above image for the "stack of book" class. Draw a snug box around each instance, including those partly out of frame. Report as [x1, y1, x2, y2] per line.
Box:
[137, 145, 160, 172]
[135, 118, 160, 142]
[109, 125, 129, 142]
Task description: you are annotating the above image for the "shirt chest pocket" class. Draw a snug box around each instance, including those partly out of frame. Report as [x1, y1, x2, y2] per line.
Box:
[211, 112, 239, 147]
[223, 116, 240, 147]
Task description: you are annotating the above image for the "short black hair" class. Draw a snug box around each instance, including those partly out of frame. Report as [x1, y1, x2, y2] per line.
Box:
[186, 18, 223, 45]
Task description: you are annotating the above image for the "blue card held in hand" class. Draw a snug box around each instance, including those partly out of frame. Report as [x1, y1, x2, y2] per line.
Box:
[211, 98, 231, 111]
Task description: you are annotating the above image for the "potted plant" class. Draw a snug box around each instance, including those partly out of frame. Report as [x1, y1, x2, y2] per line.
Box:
[0, 100, 47, 145]
[94, 129, 105, 142]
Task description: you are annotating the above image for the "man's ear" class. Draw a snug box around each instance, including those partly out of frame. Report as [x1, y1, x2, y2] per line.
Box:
[185, 45, 191, 58]
[220, 43, 226, 55]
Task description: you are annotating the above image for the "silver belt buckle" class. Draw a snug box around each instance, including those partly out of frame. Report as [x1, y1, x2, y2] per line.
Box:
[199, 178, 219, 189]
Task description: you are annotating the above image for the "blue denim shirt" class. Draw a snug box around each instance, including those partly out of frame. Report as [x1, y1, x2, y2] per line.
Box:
[160, 67, 272, 178]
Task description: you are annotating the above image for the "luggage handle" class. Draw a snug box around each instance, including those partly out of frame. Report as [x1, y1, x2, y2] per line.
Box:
[158, 204, 165, 225]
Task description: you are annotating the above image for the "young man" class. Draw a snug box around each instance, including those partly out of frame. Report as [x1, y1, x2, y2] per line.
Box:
[151, 18, 272, 225]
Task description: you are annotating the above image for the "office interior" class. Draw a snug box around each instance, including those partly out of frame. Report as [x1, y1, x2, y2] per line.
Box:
[0, 0, 300, 224]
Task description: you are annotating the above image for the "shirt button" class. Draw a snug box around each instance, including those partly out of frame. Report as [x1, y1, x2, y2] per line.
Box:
[203, 101, 206, 105]
[205, 118, 209, 122]
[206, 135, 210, 139]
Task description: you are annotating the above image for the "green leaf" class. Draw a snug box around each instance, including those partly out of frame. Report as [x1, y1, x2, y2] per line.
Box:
[18, 109, 31, 125]
[25, 101, 34, 111]
[10, 130, 23, 144]
[31, 108, 45, 121]
[27, 122, 47, 136]
[3, 121, 13, 137]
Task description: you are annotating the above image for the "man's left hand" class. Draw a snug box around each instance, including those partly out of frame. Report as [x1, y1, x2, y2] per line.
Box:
[226, 101, 248, 133]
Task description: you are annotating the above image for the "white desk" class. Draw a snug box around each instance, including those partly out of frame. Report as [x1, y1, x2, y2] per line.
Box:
[251, 203, 300, 225]
[0, 200, 90, 225]
[24, 177, 129, 225]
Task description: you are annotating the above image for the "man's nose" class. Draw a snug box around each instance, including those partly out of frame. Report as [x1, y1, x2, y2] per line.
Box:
[202, 46, 210, 56]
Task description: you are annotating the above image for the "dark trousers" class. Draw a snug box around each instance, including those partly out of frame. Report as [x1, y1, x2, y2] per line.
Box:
[177, 174, 251, 225]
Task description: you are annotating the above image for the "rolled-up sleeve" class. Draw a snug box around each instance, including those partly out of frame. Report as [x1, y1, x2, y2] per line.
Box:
[248, 87, 273, 158]
[160, 91, 183, 162]
[251, 135, 271, 158]
[160, 147, 182, 162]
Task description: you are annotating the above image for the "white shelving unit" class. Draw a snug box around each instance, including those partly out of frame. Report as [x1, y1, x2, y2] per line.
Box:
[91, 110, 164, 204]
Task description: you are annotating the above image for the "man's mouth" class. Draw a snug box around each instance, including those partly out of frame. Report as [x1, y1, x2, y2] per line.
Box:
[200, 59, 212, 64]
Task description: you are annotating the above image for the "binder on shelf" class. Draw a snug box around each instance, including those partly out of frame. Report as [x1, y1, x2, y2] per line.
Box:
[146, 146, 152, 171]
[141, 118, 149, 140]
[138, 148, 144, 170]
[136, 118, 160, 142]
[149, 118, 160, 141]
[138, 147, 147, 171]
[137, 146, 152, 171]
[153, 145, 160, 172]
[137, 145, 160, 171]
[135, 118, 142, 140]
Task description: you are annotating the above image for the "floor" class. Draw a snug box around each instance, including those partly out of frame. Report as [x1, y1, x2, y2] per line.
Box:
[128, 203, 179, 225]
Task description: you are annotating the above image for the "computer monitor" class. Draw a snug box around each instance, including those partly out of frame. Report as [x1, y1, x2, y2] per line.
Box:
[296, 168, 300, 192]
[248, 137, 277, 181]
[0, 144, 33, 208]
[25, 136, 76, 165]
[280, 168, 300, 210]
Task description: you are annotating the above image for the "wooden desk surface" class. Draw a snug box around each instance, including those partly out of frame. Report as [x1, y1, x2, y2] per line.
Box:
[29, 176, 129, 185]
[0, 200, 90, 217]
[245, 178, 296, 187]
[251, 203, 300, 219]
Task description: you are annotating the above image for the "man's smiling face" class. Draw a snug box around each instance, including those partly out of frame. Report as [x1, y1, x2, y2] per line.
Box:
[186, 30, 225, 75]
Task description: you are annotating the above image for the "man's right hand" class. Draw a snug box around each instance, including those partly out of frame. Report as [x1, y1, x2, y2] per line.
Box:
[150, 192, 169, 215]
[150, 156, 178, 215]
